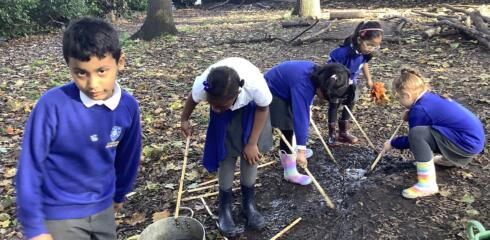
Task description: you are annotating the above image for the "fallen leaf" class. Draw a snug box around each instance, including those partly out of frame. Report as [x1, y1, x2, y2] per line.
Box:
[187, 182, 199, 189]
[438, 189, 451, 197]
[128, 212, 146, 226]
[460, 194, 475, 204]
[466, 209, 479, 217]
[4, 168, 16, 178]
[126, 235, 140, 240]
[6, 127, 14, 135]
[152, 210, 171, 222]
[0, 213, 9, 221]
[163, 183, 176, 189]
[169, 100, 183, 110]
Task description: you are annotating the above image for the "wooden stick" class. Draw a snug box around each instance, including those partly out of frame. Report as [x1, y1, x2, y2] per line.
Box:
[200, 197, 228, 240]
[200, 197, 217, 220]
[343, 106, 376, 151]
[289, 19, 319, 43]
[276, 129, 335, 209]
[270, 217, 302, 240]
[196, 161, 275, 187]
[309, 117, 336, 163]
[175, 136, 191, 219]
[189, 178, 259, 193]
[369, 121, 404, 172]
[182, 187, 238, 202]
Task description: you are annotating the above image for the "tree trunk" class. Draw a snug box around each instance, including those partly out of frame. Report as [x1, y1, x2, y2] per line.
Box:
[297, 0, 321, 18]
[131, 0, 177, 40]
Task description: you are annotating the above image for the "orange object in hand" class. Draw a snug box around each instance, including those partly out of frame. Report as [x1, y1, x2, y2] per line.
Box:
[370, 82, 389, 104]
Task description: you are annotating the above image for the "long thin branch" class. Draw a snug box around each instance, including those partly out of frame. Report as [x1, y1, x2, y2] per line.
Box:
[289, 19, 319, 43]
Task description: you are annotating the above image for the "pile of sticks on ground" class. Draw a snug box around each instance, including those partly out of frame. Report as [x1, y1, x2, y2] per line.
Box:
[414, 4, 490, 49]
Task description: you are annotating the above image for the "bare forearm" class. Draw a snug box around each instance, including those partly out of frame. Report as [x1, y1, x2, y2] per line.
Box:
[181, 93, 198, 122]
[248, 106, 268, 145]
[362, 63, 372, 86]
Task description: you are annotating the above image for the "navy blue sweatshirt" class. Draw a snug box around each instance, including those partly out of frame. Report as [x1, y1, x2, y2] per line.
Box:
[16, 82, 142, 238]
[264, 61, 316, 146]
[391, 92, 485, 154]
[327, 45, 371, 85]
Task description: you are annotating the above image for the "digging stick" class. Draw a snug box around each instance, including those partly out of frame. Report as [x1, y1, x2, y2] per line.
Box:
[276, 129, 335, 209]
[182, 187, 241, 202]
[196, 161, 275, 187]
[270, 217, 302, 240]
[310, 117, 336, 163]
[343, 106, 376, 151]
[200, 197, 229, 240]
[175, 136, 191, 219]
[368, 121, 404, 172]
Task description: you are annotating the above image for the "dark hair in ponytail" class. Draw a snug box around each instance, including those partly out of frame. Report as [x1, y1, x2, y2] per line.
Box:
[310, 63, 350, 102]
[342, 21, 383, 51]
[205, 66, 244, 100]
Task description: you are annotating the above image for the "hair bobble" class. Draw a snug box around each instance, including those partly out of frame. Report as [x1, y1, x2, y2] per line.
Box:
[239, 79, 245, 88]
[330, 74, 337, 80]
[203, 80, 210, 92]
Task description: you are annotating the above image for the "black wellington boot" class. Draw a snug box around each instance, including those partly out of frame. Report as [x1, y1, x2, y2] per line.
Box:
[241, 185, 266, 230]
[218, 188, 239, 237]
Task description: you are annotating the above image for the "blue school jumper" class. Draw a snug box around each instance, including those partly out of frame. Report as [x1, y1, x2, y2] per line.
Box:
[391, 92, 485, 154]
[327, 45, 372, 85]
[16, 82, 142, 238]
[264, 60, 316, 147]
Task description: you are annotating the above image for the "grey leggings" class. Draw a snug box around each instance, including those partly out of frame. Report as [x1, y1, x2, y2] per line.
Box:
[218, 156, 257, 190]
[409, 126, 440, 162]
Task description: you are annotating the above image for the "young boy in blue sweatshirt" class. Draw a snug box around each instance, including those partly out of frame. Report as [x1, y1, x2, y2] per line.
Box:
[383, 68, 485, 199]
[16, 17, 142, 240]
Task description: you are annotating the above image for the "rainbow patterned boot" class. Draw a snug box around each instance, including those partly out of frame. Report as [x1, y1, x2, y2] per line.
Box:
[402, 159, 439, 199]
[279, 150, 312, 185]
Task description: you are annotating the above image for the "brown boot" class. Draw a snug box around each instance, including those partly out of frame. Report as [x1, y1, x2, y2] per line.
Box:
[338, 120, 358, 144]
[327, 123, 337, 146]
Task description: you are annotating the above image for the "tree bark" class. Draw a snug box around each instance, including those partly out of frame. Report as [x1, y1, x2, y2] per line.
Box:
[131, 0, 177, 40]
[298, 0, 321, 18]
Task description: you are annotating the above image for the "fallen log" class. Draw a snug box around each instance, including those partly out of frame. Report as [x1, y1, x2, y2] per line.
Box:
[469, 11, 490, 35]
[282, 19, 314, 28]
[421, 26, 442, 39]
[438, 19, 490, 49]
[326, 10, 379, 20]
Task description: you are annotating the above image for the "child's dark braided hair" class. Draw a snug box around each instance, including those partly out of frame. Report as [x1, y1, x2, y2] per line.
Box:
[204, 66, 244, 100]
[310, 63, 350, 102]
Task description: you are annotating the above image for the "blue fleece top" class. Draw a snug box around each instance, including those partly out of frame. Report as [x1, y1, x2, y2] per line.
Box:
[391, 92, 485, 154]
[264, 60, 316, 146]
[327, 45, 372, 85]
[16, 82, 142, 238]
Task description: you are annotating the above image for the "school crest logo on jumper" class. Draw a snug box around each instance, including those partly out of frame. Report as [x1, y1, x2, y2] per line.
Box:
[106, 126, 122, 148]
[110, 126, 122, 141]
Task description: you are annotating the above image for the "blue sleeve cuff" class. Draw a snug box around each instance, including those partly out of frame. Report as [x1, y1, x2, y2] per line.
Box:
[113, 194, 125, 203]
[24, 225, 48, 239]
[391, 136, 409, 150]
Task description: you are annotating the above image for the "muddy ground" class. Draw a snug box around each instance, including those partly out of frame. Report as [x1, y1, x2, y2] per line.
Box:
[0, 1, 489, 239]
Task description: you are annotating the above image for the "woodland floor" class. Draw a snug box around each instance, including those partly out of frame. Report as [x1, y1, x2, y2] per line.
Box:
[0, 1, 489, 240]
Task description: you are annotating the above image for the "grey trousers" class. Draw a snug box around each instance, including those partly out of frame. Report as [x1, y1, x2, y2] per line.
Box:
[409, 126, 475, 166]
[218, 156, 257, 190]
[45, 206, 116, 240]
